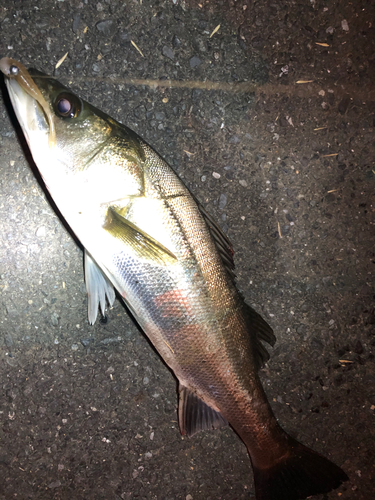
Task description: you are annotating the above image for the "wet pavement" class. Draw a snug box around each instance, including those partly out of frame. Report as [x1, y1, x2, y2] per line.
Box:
[0, 1, 374, 499]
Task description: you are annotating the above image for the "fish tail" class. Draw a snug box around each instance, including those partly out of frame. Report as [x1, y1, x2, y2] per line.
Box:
[252, 435, 348, 500]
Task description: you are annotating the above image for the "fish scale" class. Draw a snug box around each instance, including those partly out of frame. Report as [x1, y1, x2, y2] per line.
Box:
[0, 56, 348, 500]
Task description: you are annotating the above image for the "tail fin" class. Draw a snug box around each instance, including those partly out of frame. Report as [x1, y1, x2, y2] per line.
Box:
[252, 436, 348, 500]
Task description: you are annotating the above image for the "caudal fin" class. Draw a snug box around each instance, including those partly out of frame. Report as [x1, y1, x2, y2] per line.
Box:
[252, 436, 348, 500]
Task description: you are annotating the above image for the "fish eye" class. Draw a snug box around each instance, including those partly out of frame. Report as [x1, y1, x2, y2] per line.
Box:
[9, 65, 19, 76]
[54, 92, 82, 119]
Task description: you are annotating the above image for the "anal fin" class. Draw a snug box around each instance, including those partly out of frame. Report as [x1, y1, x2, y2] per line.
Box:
[84, 250, 116, 324]
[178, 385, 228, 437]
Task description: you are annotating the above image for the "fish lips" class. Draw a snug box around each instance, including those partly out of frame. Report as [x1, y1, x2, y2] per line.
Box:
[5, 74, 50, 149]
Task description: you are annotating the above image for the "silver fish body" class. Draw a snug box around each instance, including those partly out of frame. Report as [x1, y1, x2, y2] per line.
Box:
[0, 57, 347, 500]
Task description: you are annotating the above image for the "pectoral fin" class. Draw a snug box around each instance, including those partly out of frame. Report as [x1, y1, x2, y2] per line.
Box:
[84, 250, 116, 324]
[104, 206, 177, 266]
[178, 385, 228, 437]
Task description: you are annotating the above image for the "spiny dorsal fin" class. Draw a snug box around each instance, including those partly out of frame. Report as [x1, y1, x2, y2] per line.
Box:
[194, 198, 235, 276]
[178, 385, 228, 437]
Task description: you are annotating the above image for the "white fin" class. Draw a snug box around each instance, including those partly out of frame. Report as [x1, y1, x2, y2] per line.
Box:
[84, 250, 116, 324]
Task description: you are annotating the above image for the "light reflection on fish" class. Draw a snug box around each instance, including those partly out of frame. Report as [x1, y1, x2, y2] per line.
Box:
[0, 57, 348, 500]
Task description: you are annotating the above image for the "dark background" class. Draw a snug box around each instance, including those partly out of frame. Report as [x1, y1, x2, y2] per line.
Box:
[0, 1, 374, 499]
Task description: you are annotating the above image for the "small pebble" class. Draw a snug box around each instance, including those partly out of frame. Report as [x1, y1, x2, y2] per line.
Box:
[219, 193, 227, 210]
[172, 35, 181, 48]
[80, 338, 93, 347]
[155, 111, 166, 121]
[72, 13, 81, 33]
[35, 226, 46, 237]
[50, 312, 59, 326]
[95, 19, 115, 35]
[48, 481, 61, 489]
[190, 56, 201, 68]
[134, 105, 146, 119]
[162, 45, 174, 60]
[228, 135, 240, 144]
[212, 172, 221, 179]
[341, 19, 349, 31]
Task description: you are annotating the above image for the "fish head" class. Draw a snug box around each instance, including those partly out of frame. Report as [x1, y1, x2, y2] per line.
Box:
[0, 57, 148, 246]
[0, 58, 116, 184]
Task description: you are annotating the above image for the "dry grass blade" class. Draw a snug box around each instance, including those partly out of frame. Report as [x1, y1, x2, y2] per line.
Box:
[131, 40, 144, 57]
[55, 52, 69, 69]
[210, 24, 221, 38]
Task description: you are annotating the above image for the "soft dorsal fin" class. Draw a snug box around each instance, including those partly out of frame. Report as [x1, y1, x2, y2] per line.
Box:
[178, 385, 228, 437]
[244, 303, 276, 370]
[84, 250, 116, 324]
[195, 198, 276, 369]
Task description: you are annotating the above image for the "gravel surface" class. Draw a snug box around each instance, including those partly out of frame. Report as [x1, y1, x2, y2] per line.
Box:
[0, 1, 374, 499]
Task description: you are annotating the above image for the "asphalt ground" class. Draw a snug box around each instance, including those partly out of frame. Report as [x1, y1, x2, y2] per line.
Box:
[0, 1, 374, 499]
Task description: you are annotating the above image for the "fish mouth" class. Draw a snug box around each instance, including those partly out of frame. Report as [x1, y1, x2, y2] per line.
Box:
[0, 57, 55, 148]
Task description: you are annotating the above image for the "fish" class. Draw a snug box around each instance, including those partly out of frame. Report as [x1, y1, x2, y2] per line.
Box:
[0, 57, 348, 500]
